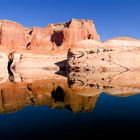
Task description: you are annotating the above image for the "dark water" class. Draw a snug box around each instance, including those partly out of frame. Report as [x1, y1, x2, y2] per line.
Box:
[1, 69, 140, 139]
[0, 93, 140, 139]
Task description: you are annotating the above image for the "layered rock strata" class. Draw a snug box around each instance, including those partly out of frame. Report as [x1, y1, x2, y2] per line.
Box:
[0, 19, 99, 51]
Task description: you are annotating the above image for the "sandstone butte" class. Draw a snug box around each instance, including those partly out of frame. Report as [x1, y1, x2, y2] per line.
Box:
[1, 18, 140, 113]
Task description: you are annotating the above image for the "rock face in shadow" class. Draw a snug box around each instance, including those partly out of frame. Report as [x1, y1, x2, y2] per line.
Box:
[0, 19, 100, 51]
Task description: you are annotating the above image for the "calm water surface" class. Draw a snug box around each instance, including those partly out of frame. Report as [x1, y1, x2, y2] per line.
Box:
[0, 71, 140, 139]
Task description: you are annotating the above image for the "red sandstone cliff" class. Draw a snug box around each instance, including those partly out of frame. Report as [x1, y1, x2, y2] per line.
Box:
[0, 19, 100, 52]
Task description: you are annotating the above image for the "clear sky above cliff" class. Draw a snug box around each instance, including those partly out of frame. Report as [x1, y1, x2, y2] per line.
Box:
[0, 0, 140, 40]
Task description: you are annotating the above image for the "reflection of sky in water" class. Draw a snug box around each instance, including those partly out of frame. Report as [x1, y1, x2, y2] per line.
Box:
[0, 92, 140, 139]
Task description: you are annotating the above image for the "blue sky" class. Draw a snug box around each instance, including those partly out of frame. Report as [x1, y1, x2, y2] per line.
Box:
[0, 0, 140, 40]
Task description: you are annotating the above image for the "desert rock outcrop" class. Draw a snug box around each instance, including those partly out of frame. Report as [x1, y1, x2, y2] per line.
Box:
[1, 19, 140, 115]
[0, 19, 100, 52]
[67, 39, 140, 73]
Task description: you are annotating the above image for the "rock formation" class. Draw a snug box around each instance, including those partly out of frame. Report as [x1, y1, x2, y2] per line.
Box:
[0, 20, 27, 49]
[67, 39, 140, 72]
[28, 19, 100, 50]
[103, 37, 140, 48]
[0, 52, 8, 84]
[0, 74, 99, 113]
[0, 18, 140, 114]
[0, 19, 99, 52]
[0, 18, 100, 76]
[68, 71, 140, 97]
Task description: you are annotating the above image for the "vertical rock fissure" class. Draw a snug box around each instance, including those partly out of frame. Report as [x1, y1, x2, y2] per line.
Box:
[27, 84, 36, 104]
[7, 53, 14, 82]
[1, 90, 5, 111]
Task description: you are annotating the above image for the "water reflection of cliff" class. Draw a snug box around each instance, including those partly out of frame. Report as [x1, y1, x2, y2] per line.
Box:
[0, 67, 140, 114]
[0, 70, 99, 113]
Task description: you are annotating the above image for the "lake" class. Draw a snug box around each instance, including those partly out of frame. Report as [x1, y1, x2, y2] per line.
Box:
[0, 71, 140, 139]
